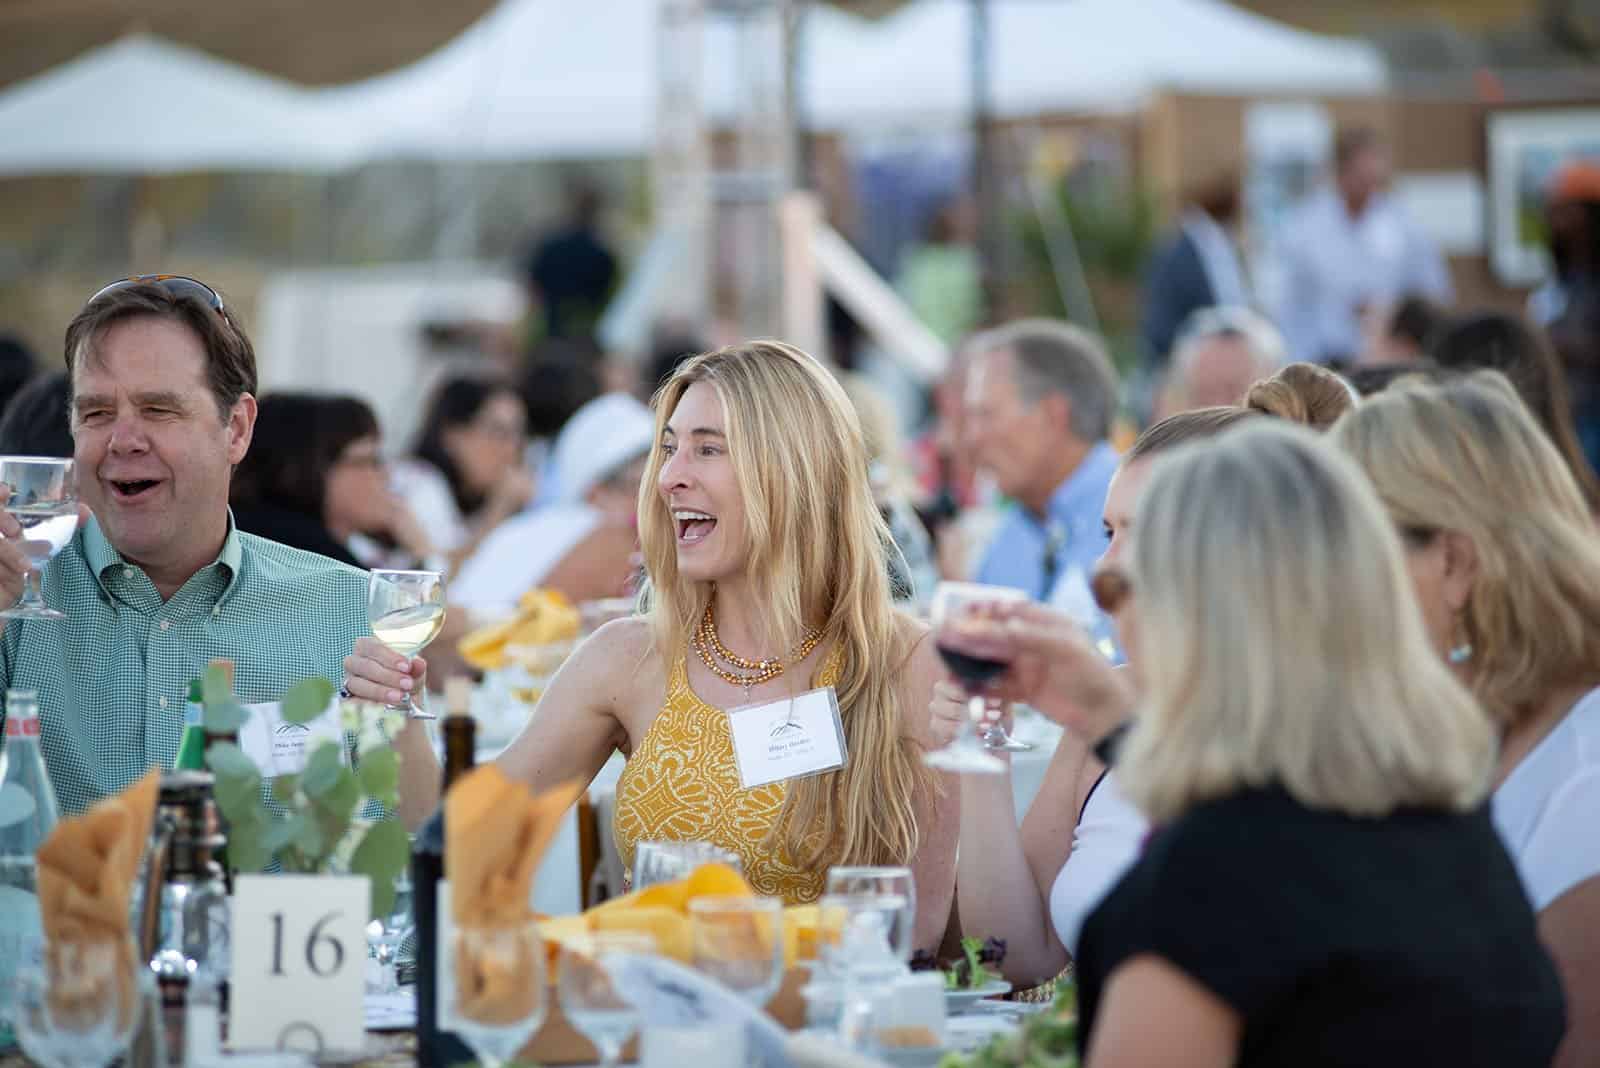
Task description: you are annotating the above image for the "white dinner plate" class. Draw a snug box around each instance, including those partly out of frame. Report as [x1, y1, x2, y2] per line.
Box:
[944, 978, 1013, 1014]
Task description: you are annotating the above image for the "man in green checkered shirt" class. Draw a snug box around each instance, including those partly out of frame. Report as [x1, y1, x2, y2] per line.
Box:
[0, 278, 438, 826]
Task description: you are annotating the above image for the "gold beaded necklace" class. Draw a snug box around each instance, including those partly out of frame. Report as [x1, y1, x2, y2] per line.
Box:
[693, 601, 824, 696]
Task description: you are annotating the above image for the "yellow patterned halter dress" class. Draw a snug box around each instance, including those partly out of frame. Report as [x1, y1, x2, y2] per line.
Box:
[612, 647, 842, 904]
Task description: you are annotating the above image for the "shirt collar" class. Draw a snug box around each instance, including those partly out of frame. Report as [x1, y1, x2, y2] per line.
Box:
[1043, 441, 1120, 530]
[85, 510, 244, 602]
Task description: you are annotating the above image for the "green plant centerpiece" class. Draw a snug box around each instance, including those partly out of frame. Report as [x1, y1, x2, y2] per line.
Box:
[198, 664, 411, 919]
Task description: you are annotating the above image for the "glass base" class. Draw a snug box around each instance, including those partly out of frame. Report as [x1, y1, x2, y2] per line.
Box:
[982, 732, 1034, 753]
[0, 604, 64, 621]
[922, 744, 1006, 774]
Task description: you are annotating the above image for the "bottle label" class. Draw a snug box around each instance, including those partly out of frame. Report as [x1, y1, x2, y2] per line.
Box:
[2, 717, 38, 739]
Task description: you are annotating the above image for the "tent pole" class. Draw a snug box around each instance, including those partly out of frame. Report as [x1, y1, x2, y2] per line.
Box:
[970, 0, 1001, 325]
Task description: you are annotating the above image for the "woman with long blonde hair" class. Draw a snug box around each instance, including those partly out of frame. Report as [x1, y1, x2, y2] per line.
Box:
[1334, 370, 1600, 1066]
[498, 341, 958, 947]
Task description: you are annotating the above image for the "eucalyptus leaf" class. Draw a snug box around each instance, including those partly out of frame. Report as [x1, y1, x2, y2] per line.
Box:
[206, 744, 262, 821]
[349, 817, 409, 919]
[226, 810, 271, 873]
[261, 812, 307, 855]
[271, 773, 300, 806]
[281, 677, 335, 725]
[301, 742, 345, 798]
[202, 664, 234, 706]
[202, 698, 245, 734]
[356, 748, 399, 806]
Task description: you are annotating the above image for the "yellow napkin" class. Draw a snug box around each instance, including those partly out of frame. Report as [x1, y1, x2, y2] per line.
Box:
[446, 766, 582, 1023]
[34, 768, 160, 1028]
[458, 589, 581, 671]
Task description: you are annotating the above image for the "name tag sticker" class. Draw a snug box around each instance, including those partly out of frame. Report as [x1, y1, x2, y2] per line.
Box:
[727, 686, 847, 790]
[237, 699, 345, 777]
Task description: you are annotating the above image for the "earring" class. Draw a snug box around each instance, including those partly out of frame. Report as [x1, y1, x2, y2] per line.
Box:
[1447, 617, 1473, 664]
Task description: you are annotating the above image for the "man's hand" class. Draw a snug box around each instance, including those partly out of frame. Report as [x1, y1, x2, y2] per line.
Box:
[343, 635, 427, 707]
[937, 601, 1136, 744]
[0, 485, 90, 610]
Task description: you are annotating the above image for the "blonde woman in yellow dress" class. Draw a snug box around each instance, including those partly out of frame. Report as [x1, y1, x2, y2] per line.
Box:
[497, 341, 961, 951]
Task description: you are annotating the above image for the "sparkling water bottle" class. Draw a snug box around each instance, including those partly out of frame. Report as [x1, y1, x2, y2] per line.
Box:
[0, 689, 59, 1049]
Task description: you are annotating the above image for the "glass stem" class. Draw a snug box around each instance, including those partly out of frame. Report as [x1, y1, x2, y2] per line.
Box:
[19, 567, 42, 608]
[966, 695, 987, 748]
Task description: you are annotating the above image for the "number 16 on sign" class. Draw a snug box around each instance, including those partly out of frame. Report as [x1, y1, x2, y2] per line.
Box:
[230, 875, 367, 1055]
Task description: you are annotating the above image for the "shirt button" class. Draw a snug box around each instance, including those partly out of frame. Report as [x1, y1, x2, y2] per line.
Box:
[159, 620, 171, 631]
[160, 696, 169, 709]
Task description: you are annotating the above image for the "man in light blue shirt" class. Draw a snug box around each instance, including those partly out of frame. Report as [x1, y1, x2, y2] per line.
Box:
[1274, 127, 1451, 366]
[965, 320, 1121, 607]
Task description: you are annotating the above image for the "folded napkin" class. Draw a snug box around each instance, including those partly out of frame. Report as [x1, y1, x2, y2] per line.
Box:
[35, 767, 160, 944]
[457, 589, 581, 671]
[34, 767, 160, 1028]
[446, 765, 581, 1024]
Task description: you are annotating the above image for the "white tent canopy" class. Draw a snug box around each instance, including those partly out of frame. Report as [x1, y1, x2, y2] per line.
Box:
[0, 34, 361, 175]
[0, 0, 1388, 173]
[314, 0, 1387, 162]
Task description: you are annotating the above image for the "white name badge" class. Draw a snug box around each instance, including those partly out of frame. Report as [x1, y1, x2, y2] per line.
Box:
[229, 874, 367, 1056]
[727, 686, 847, 790]
[237, 699, 346, 777]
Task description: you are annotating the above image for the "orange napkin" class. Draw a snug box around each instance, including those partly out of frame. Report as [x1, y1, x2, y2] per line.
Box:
[33, 768, 160, 1028]
[35, 768, 159, 944]
[446, 766, 581, 1023]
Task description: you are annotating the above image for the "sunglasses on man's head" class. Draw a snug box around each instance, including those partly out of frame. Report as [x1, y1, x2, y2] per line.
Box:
[88, 274, 226, 314]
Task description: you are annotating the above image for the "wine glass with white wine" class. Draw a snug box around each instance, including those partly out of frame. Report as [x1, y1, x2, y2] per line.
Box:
[0, 457, 78, 622]
[367, 569, 445, 720]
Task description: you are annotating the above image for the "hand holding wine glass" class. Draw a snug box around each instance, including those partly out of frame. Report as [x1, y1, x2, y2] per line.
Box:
[936, 597, 1137, 747]
[367, 569, 445, 719]
[923, 582, 1027, 774]
[0, 459, 83, 622]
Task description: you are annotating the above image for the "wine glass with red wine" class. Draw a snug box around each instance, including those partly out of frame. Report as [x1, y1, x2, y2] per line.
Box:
[922, 582, 1028, 774]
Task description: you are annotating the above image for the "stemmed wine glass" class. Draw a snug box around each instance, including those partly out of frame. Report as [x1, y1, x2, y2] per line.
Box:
[924, 582, 1027, 773]
[367, 569, 445, 720]
[688, 896, 784, 1007]
[558, 932, 655, 1068]
[0, 457, 77, 621]
[448, 920, 548, 1068]
[12, 937, 143, 1068]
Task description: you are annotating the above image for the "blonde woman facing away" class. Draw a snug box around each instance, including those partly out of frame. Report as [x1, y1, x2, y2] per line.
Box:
[945, 422, 1565, 1066]
[945, 389, 1354, 986]
[496, 341, 960, 950]
[1335, 371, 1600, 1066]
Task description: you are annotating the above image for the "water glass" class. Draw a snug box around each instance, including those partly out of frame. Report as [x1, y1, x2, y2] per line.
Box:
[558, 932, 655, 1068]
[366, 868, 414, 995]
[11, 938, 141, 1068]
[631, 840, 741, 890]
[688, 896, 784, 1007]
[449, 921, 547, 1068]
[367, 569, 446, 719]
[824, 866, 916, 962]
[0, 457, 77, 622]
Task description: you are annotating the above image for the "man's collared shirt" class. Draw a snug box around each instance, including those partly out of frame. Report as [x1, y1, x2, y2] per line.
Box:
[0, 515, 370, 815]
[1274, 187, 1452, 365]
[975, 441, 1119, 602]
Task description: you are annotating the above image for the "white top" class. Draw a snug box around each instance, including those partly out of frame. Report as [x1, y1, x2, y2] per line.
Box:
[1048, 768, 1147, 956]
[449, 505, 601, 610]
[1273, 187, 1452, 364]
[1492, 686, 1600, 911]
[391, 460, 468, 554]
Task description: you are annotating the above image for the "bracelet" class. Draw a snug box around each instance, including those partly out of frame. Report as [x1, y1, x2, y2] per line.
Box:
[1092, 721, 1133, 767]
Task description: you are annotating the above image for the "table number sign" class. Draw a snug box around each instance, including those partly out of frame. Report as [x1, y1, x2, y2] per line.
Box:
[230, 875, 367, 1055]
